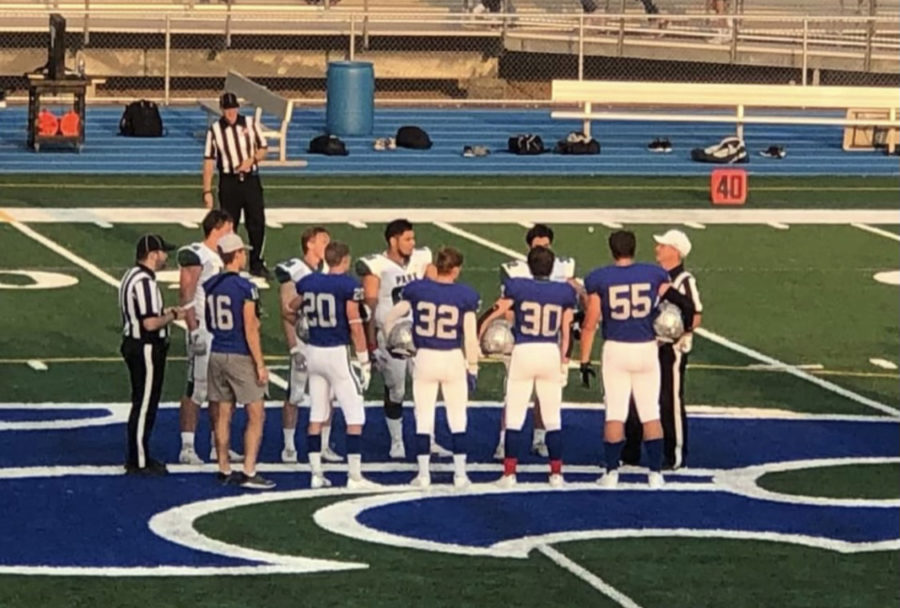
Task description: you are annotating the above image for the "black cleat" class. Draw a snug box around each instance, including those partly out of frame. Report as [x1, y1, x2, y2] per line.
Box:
[249, 264, 272, 280]
[647, 137, 672, 153]
[240, 473, 276, 490]
[759, 145, 786, 159]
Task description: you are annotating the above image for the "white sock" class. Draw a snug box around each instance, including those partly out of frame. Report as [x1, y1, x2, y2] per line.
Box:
[348, 454, 362, 479]
[210, 432, 216, 452]
[309, 451, 322, 475]
[498, 427, 505, 444]
[453, 453, 467, 478]
[283, 428, 295, 451]
[322, 424, 332, 450]
[243, 467, 255, 477]
[386, 417, 403, 443]
[181, 432, 194, 450]
[417, 454, 430, 477]
[533, 428, 546, 445]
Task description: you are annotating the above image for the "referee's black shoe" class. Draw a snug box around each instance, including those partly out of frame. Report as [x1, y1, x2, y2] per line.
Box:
[249, 264, 272, 280]
[125, 459, 168, 476]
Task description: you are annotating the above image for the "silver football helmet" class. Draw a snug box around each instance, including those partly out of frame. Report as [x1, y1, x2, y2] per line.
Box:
[295, 314, 310, 343]
[653, 301, 685, 342]
[481, 318, 514, 356]
[387, 319, 416, 359]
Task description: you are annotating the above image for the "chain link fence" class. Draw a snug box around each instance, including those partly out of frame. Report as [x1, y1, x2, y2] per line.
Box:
[1, 8, 896, 102]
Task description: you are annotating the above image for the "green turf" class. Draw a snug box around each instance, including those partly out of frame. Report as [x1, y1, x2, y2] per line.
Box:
[0, 175, 898, 207]
[758, 463, 900, 499]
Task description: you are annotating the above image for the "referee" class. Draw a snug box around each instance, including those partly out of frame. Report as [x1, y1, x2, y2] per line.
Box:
[119, 234, 183, 476]
[622, 229, 703, 470]
[202, 91, 270, 279]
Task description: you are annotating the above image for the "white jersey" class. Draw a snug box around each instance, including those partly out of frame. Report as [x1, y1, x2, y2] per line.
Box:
[500, 255, 575, 283]
[356, 247, 432, 329]
[177, 242, 223, 332]
[275, 257, 325, 286]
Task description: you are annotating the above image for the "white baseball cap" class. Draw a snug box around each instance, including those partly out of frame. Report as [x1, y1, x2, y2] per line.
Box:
[653, 229, 692, 258]
[217, 232, 252, 254]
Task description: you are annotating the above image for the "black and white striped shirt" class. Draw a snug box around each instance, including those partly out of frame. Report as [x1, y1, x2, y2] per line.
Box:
[119, 264, 167, 341]
[204, 114, 267, 175]
[668, 264, 703, 330]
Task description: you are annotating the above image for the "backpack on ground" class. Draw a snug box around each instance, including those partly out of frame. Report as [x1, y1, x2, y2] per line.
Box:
[119, 100, 164, 137]
[395, 126, 432, 150]
[508, 134, 545, 155]
[308, 134, 348, 156]
[555, 131, 600, 155]
[690, 136, 748, 164]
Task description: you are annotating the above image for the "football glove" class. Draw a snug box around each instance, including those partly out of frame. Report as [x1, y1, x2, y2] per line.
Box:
[188, 329, 208, 356]
[467, 371, 478, 394]
[352, 352, 372, 392]
[579, 362, 596, 388]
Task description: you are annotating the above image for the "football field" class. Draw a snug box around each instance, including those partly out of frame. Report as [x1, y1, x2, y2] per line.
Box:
[0, 175, 898, 607]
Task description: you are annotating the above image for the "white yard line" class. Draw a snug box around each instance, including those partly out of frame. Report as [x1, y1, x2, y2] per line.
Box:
[850, 223, 900, 242]
[4, 208, 900, 226]
[537, 545, 644, 608]
[433, 221, 900, 419]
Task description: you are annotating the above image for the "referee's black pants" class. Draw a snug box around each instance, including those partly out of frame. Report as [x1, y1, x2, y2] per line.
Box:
[218, 173, 266, 270]
[622, 343, 690, 469]
[121, 338, 168, 468]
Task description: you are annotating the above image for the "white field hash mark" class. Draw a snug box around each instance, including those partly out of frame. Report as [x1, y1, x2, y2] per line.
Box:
[430, 222, 900, 419]
[537, 544, 645, 608]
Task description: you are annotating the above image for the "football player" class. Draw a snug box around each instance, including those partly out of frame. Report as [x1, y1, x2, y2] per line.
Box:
[384, 247, 480, 489]
[276, 226, 342, 464]
[177, 209, 244, 465]
[491, 224, 582, 460]
[579, 230, 670, 489]
[481, 246, 577, 488]
[289, 241, 376, 489]
[357, 219, 447, 459]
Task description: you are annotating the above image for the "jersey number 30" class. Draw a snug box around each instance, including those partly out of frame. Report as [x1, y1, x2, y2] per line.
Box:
[608, 283, 652, 320]
[303, 293, 337, 328]
[520, 302, 563, 337]
[415, 301, 459, 339]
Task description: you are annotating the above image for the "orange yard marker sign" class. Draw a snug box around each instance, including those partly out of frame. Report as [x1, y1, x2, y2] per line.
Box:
[710, 168, 748, 205]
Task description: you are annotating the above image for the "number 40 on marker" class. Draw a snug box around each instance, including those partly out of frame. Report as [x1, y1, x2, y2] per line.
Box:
[710, 168, 748, 205]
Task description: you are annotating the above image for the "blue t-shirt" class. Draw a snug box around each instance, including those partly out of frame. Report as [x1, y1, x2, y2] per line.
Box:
[502, 278, 577, 345]
[203, 272, 259, 355]
[584, 262, 670, 343]
[402, 279, 480, 351]
[296, 273, 363, 348]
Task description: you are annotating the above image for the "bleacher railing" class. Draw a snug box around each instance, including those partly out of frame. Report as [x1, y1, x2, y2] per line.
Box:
[0, 8, 896, 103]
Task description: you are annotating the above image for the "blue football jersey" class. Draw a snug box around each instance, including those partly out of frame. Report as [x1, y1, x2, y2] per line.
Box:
[584, 263, 670, 342]
[402, 279, 480, 351]
[502, 278, 577, 345]
[296, 273, 364, 347]
[203, 272, 259, 355]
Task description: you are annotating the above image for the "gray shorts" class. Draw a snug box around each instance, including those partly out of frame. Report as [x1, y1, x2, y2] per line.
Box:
[208, 352, 266, 405]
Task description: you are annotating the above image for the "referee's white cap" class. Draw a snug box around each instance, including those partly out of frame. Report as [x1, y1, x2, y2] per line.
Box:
[218, 233, 253, 254]
[653, 229, 692, 258]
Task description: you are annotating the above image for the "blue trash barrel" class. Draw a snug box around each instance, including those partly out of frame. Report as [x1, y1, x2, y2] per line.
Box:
[326, 61, 375, 137]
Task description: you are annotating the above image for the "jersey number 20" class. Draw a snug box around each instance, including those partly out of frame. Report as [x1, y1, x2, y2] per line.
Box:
[608, 283, 652, 320]
[303, 293, 337, 328]
[416, 301, 458, 339]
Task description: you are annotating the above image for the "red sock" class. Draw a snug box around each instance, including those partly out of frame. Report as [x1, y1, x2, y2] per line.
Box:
[550, 459, 562, 475]
[504, 457, 518, 476]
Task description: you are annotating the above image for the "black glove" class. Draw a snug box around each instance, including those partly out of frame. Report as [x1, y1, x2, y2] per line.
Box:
[579, 362, 596, 388]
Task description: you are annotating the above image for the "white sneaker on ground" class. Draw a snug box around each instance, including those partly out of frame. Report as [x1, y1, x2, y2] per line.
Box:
[549, 473, 564, 488]
[496, 474, 517, 489]
[311, 473, 332, 489]
[389, 440, 406, 459]
[453, 473, 471, 489]
[410, 475, 431, 489]
[598, 470, 619, 489]
[179, 448, 203, 465]
[648, 471, 665, 489]
[322, 447, 344, 462]
[431, 442, 453, 458]
[531, 442, 549, 458]
[281, 448, 298, 464]
[210, 448, 244, 463]
[493, 443, 505, 460]
[347, 476, 382, 490]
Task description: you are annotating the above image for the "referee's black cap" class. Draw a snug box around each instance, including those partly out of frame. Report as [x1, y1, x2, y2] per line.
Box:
[136, 234, 176, 260]
[219, 92, 240, 109]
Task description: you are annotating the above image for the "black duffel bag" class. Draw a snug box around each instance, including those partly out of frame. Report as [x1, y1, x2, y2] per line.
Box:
[396, 126, 432, 150]
[119, 100, 165, 137]
[508, 134, 545, 155]
[308, 134, 349, 156]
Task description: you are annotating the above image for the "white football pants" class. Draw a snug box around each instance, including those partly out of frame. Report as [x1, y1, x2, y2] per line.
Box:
[412, 348, 468, 435]
[504, 342, 563, 433]
[602, 340, 661, 423]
